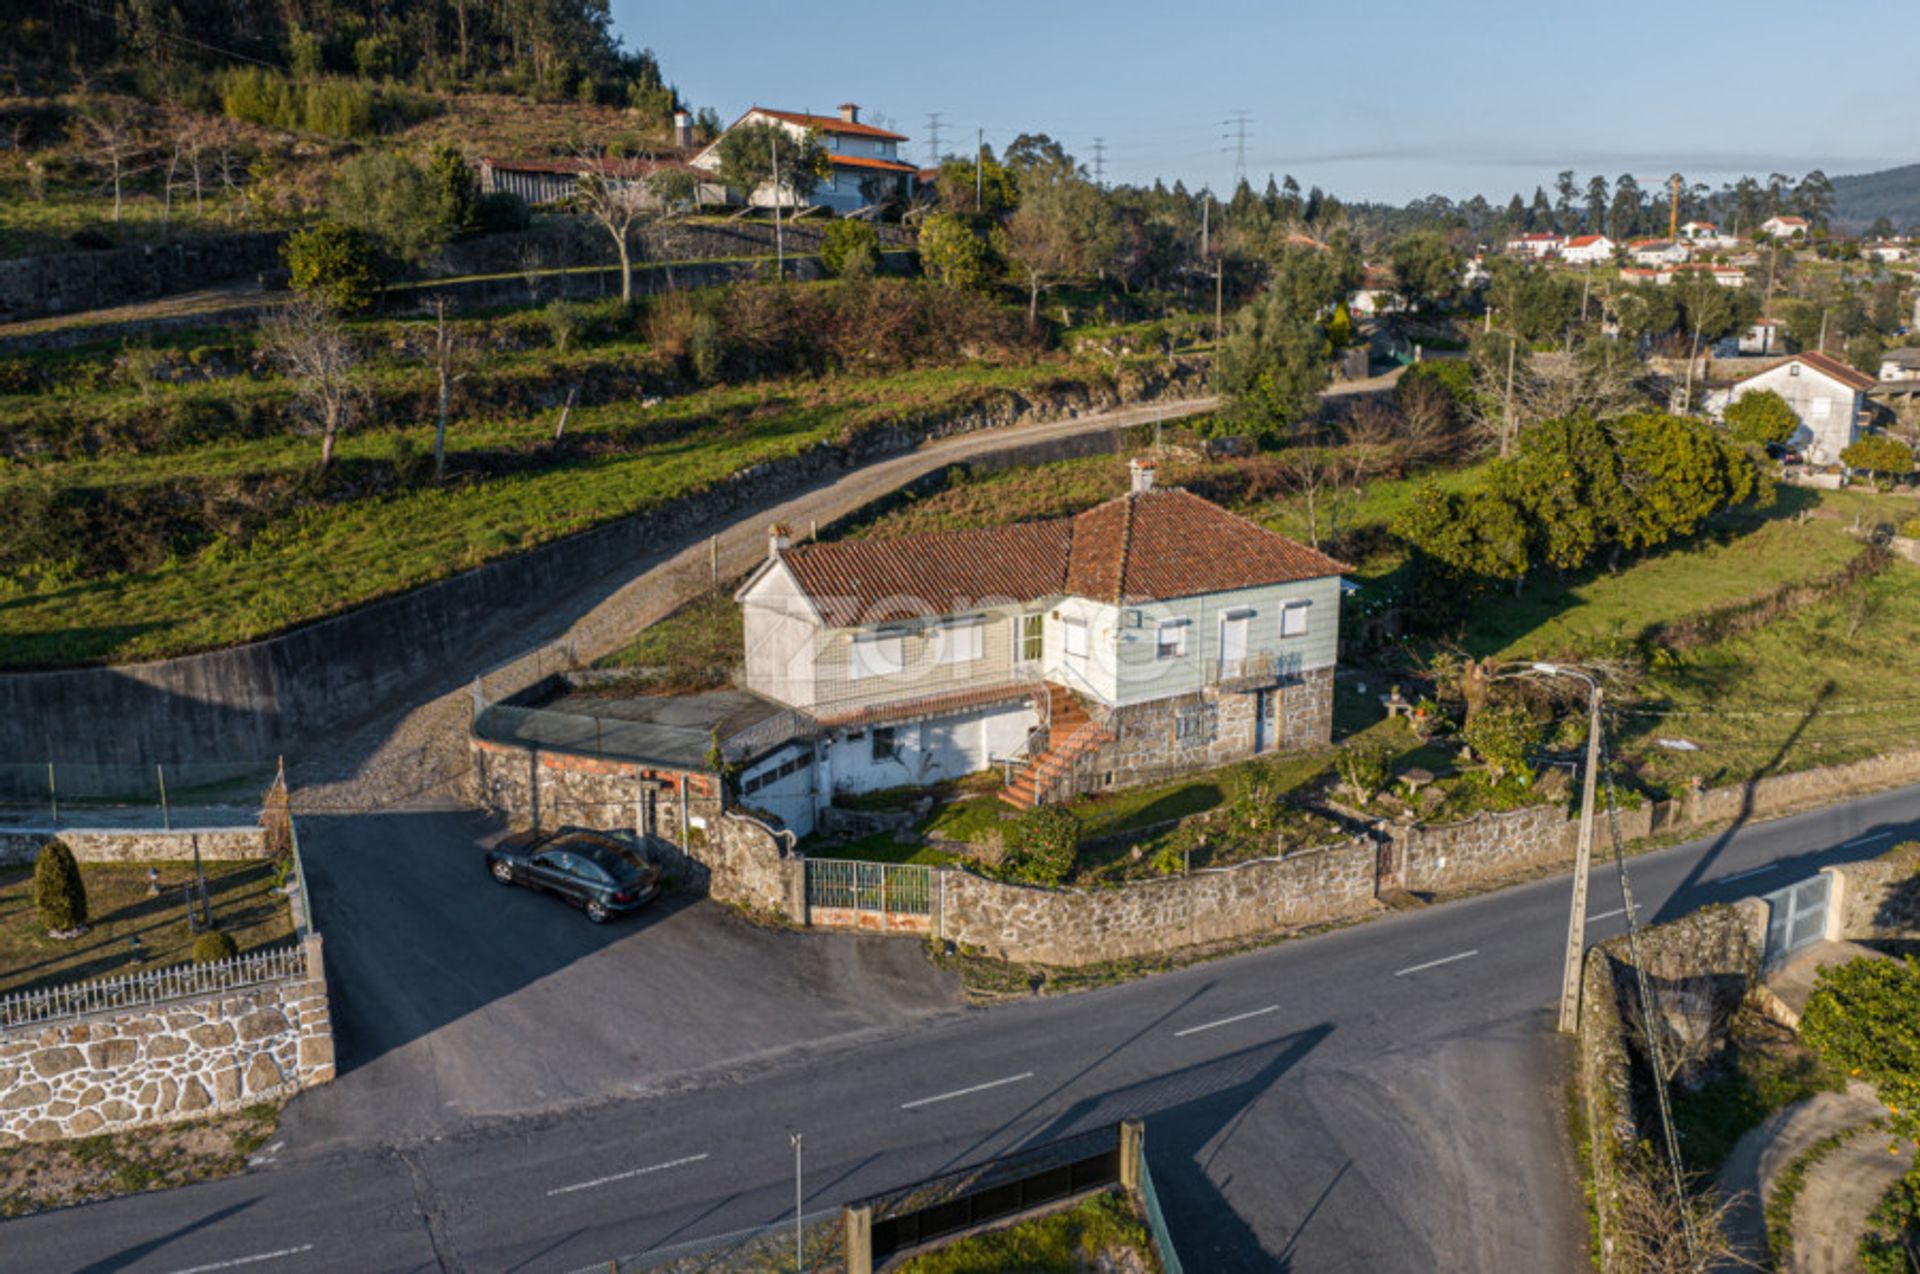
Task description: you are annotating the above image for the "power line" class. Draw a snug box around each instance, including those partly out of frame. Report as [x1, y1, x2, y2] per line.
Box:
[64, 0, 285, 69]
[1090, 137, 1107, 188]
[1223, 110, 1252, 188]
[924, 112, 944, 168]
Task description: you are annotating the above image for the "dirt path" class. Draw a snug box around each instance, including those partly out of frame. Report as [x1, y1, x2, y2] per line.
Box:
[290, 394, 1216, 812]
[1787, 1127, 1912, 1273]
[1716, 1081, 1893, 1266]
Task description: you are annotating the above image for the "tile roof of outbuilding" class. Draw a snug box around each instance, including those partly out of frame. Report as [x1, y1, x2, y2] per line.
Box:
[773, 488, 1348, 627]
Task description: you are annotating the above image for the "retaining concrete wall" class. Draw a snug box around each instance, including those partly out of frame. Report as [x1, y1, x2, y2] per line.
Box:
[1826, 840, 1920, 943]
[0, 362, 1203, 767]
[0, 934, 334, 1144]
[0, 826, 266, 868]
[0, 232, 289, 325]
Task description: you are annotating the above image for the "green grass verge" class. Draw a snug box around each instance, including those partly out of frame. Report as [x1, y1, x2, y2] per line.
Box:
[0, 859, 295, 995]
[1668, 1021, 1843, 1179]
[0, 1101, 280, 1218]
[894, 1190, 1159, 1274]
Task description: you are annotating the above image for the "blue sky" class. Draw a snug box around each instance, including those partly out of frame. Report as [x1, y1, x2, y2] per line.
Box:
[609, 0, 1917, 204]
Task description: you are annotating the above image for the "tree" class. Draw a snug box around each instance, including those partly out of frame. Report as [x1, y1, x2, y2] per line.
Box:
[712, 121, 829, 210]
[572, 154, 660, 304]
[1611, 412, 1765, 550]
[1273, 432, 1357, 549]
[1390, 483, 1530, 591]
[1388, 231, 1463, 314]
[1841, 435, 1914, 488]
[819, 218, 880, 278]
[1493, 413, 1632, 570]
[281, 222, 383, 313]
[70, 98, 146, 223]
[1799, 954, 1920, 1150]
[330, 151, 456, 268]
[1213, 291, 1330, 435]
[1671, 271, 1738, 411]
[262, 298, 365, 469]
[427, 143, 478, 235]
[1005, 806, 1079, 886]
[34, 839, 88, 934]
[996, 168, 1114, 328]
[933, 148, 1017, 216]
[1461, 703, 1542, 784]
[1002, 133, 1076, 181]
[409, 296, 468, 483]
[1264, 241, 1362, 324]
[919, 212, 993, 291]
[1849, 329, 1886, 378]
[1722, 389, 1799, 448]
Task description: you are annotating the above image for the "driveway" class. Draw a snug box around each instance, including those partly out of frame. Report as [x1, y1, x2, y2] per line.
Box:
[281, 808, 961, 1151]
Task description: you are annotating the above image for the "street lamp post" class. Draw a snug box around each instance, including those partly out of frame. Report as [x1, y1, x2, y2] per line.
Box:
[790, 1130, 804, 1273]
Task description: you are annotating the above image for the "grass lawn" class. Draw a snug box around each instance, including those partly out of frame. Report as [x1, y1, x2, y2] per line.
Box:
[0, 860, 294, 996]
[0, 1101, 281, 1218]
[895, 1191, 1159, 1274]
[594, 585, 742, 690]
[802, 831, 963, 868]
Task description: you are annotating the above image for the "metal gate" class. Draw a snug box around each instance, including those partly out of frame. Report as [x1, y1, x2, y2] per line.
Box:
[1761, 873, 1830, 965]
[805, 859, 933, 931]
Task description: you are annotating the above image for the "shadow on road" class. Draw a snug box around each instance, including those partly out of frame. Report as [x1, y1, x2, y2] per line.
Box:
[72, 1197, 259, 1274]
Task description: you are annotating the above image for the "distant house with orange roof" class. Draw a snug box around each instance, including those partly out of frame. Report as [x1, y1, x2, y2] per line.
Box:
[690, 103, 916, 214]
[1560, 234, 1615, 264]
[1759, 215, 1810, 240]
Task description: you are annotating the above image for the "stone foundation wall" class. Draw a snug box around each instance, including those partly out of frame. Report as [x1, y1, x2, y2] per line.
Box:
[1396, 802, 1573, 892]
[1827, 841, 1920, 942]
[1091, 667, 1335, 793]
[0, 826, 266, 869]
[0, 934, 334, 1144]
[0, 232, 288, 324]
[937, 838, 1379, 966]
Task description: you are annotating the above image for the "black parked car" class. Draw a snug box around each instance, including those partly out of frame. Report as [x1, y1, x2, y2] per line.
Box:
[485, 827, 662, 923]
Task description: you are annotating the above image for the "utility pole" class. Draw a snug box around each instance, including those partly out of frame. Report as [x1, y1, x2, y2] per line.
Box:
[769, 132, 784, 282]
[1215, 254, 1225, 346]
[1224, 109, 1250, 188]
[923, 112, 943, 169]
[975, 127, 984, 213]
[1090, 136, 1107, 189]
[1501, 334, 1517, 457]
[1555, 668, 1603, 1035]
[1668, 173, 1680, 243]
[790, 1131, 804, 1272]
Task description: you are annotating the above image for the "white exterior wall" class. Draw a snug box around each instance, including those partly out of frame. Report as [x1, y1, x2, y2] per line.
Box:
[737, 742, 818, 838]
[809, 604, 1028, 715]
[821, 702, 1037, 796]
[1562, 239, 1614, 264]
[740, 563, 819, 709]
[1109, 577, 1343, 708]
[1044, 597, 1122, 705]
[1711, 363, 1864, 465]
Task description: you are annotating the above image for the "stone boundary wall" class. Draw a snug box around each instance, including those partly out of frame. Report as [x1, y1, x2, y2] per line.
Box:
[0, 826, 266, 868]
[1825, 840, 1920, 942]
[0, 360, 1205, 767]
[0, 933, 334, 1144]
[1395, 802, 1572, 892]
[1575, 902, 1767, 1272]
[0, 232, 289, 325]
[937, 838, 1380, 967]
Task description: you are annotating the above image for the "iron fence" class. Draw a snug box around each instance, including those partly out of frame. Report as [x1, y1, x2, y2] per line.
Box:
[0, 761, 278, 830]
[0, 943, 309, 1033]
[805, 859, 932, 916]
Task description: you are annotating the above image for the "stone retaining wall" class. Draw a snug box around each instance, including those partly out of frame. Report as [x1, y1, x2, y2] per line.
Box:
[1396, 801, 1571, 892]
[0, 934, 334, 1144]
[0, 826, 266, 868]
[937, 838, 1379, 967]
[1826, 840, 1920, 942]
[0, 232, 288, 325]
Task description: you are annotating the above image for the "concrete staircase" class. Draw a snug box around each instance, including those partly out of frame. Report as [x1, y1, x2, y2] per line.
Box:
[999, 684, 1109, 810]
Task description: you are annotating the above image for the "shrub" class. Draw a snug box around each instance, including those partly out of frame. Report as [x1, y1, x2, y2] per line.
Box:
[1724, 389, 1799, 448]
[819, 219, 880, 278]
[1461, 703, 1542, 785]
[1842, 435, 1915, 485]
[281, 222, 383, 312]
[473, 191, 531, 235]
[34, 839, 88, 933]
[192, 930, 238, 964]
[543, 297, 589, 354]
[1337, 742, 1391, 801]
[919, 212, 993, 291]
[1005, 806, 1080, 886]
[1899, 518, 1920, 540]
[1799, 954, 1920, 1147]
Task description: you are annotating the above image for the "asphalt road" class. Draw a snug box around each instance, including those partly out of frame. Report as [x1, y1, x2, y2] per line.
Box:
[8, 783, 1920, 1273]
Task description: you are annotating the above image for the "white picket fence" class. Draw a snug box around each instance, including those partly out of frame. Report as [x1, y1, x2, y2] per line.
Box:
[0, 944, 308, 1032]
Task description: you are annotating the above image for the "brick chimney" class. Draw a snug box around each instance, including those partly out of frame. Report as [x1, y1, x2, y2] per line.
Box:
[673, 110, 693, 149]
[837, 103, 860, 124]
[768, 523, 792, 558]
[1129, 458, 1157, 494]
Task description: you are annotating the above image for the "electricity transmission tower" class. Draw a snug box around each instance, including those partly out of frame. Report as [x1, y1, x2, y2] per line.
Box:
[1224, 110, 1251, 187]
[924, 112, 944, 167]
[1090, 137, 1107, 187]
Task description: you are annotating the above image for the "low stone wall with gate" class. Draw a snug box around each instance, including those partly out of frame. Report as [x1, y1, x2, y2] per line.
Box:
[0, 935, 334, 1143]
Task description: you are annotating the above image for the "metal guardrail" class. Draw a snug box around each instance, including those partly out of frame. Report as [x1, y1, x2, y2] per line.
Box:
[1136, 1127, 1185, 1274]
[0, 944, 309, 1032]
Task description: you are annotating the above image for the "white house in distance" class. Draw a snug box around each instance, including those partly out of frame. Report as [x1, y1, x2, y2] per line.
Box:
[1629, 239, 1691, 267]
[1739, 318, 1785, 355]
[1879, 348, 1920, 382]
[1706, 351, 1875, 465]
[1760, 215, 1810, 239]
[1865, 240, 1912, 264]
[1561, 234, 1615, 264]
[1680, 220, 1738, 249]
[1505, 232, 1564, 260]
[1349, 266, 1404, 317]
[1662, 262, 1746, 288]
[690, 103, 916, 214]
[732, 462, 1346, 820]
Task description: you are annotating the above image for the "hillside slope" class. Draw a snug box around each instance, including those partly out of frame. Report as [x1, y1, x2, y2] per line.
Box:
[1832, 162, 1920, 231]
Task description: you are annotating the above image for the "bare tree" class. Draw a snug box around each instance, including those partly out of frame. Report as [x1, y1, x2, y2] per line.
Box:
[1606, 1156, 1746, 1274]
[262, 300, 365, 469]
[70, 100, 146, 223]
[408, 296, 468, 483]
[1273, 428, 1357, 549]
[517, 238, 549, 307]
[572, 150, 660, 304]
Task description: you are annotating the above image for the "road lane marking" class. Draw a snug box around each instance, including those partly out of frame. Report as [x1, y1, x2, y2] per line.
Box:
[166, 1246, 315, 1274]
[1843, 833, 1893, 848]
[1718, 863, 1779, 884]
[900, 1072, 1034, 1110]
[1174, 1005, 1281, 1038]
[1394, 950, 1478, 977]
[546, 1153, 711, 1197]
[1588, 906, 1636, 924]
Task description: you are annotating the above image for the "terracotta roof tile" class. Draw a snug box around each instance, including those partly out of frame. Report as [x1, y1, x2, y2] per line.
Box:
[828, 153, 917, 173]
[754, 107, 908, 141]
[1733, 350, 1877, 392]
[776, 488, 1347, 625]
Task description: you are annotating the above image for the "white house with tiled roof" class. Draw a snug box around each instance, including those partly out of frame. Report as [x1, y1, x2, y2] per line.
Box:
[690, 103, 916, 214]
[1705, 351, 1875, 465]
[1760, 215, 1810, 239]
[732, 462, 1346, 814]
[1561, 235, 1615, 264]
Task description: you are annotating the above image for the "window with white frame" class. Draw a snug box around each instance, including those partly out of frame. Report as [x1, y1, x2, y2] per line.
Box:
[1063, 617, 1090, 662]
[1281, 600, 1311, 638]
[1156, 618, 1189, 659]
[937, 615, 985, 665]
[849, 630, 905, 680]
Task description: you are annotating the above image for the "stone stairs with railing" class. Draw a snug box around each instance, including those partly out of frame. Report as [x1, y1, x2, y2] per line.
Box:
[999, 684, 1110, 810]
